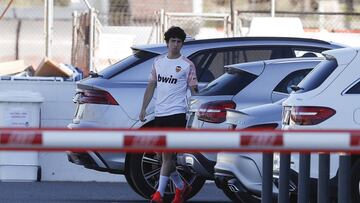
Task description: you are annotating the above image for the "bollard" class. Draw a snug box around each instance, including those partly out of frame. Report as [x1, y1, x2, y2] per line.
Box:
[297, 154, 310, 203]
[318, 153, 329, 203]
[338, 154, 351, 203]
[262, 153, 273, 203]
[278, 153, 290, 203]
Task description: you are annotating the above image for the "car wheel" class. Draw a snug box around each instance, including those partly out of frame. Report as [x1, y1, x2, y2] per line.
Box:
[126, 152, 206, 201]
[351, 160, 360, 202]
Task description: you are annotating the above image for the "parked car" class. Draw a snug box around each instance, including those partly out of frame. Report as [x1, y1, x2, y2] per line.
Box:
[280, 47, 360, 202]
[66, 37, 343, 200]
[214, 99, 284, 203]
[180, 57, 324, 184]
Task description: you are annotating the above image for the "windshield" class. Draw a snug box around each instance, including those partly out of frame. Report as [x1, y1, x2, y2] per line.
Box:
[295, 58, 338, 93]
[197, 70, 257, 96]
[99, 50, 159, 79]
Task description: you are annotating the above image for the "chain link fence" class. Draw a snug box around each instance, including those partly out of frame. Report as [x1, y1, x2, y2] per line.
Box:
[0, 0, 89, 68]
[236, 10, 360, 34]
[157, 10, 232, 42]
[1, 0, 360, 74]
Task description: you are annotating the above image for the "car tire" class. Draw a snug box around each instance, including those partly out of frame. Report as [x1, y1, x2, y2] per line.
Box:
[351, 159, 360, 202]
[126, 152, 206, 200]
[124, 162, 143, 197]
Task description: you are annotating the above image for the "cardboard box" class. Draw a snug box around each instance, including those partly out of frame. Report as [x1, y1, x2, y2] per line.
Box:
[0, 60, 27, 76]
[35, 58, 73, 77]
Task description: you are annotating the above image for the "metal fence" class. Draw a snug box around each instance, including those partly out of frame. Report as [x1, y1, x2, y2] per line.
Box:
[75, 8, 233, 73]
[1, 0, 360, 74]
[236, 10, 360, 35]
[155, 9, 232, 43]
[0, 0, 89, 68]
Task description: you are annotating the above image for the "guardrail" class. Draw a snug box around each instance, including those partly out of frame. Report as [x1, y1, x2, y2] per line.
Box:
[0, 128, 358, 203]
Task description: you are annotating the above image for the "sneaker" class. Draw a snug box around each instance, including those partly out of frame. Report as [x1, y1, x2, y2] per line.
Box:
[171, 182, 192, 203]
[150, 191, 163, 203]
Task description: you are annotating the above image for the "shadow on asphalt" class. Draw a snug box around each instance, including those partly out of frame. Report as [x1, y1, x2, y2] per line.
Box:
[0, 182, 232, 203]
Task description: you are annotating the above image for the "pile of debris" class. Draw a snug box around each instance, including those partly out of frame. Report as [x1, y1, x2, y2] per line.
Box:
[0, 58, 83, 81]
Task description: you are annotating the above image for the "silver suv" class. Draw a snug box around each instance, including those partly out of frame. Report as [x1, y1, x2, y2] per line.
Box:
[66, 37, 344, 200]
[179, 57, 323, 201]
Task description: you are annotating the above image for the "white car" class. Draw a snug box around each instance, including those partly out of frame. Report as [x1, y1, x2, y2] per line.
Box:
[214, 99, 284, 203]
[281, 47, 360, 202]
[187, 57, 322, 129]
[226, 98, 284, 130]
[180, 57, 324, 183]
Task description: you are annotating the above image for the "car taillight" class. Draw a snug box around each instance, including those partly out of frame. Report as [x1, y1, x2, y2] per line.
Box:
[197, 100, 236, 123]
[290, 106, 335, 125]
[78, 89, 118, 105]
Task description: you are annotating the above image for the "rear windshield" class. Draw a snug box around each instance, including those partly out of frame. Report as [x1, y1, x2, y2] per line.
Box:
[99, 50, 159, 79]
[197, 70, 257, 96]
[295, 58, 338, 93]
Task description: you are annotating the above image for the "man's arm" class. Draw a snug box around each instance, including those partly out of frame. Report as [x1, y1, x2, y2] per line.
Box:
[139, 81, 156, 122]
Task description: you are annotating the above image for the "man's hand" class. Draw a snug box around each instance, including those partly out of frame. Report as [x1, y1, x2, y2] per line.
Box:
[139, 81, 156, 122]
[139, 109, 146, 122]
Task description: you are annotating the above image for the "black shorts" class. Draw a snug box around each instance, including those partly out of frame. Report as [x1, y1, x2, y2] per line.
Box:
[154, 113, 187, 128]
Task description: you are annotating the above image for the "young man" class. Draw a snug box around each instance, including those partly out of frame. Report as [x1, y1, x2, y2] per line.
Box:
[139, 26, 198, 203]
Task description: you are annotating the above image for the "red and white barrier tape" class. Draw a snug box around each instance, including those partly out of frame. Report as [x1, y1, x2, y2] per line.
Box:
[0, 128, 359, 152]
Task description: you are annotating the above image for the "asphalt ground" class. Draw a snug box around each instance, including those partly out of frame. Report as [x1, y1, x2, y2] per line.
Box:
[0, 181, 232, 203]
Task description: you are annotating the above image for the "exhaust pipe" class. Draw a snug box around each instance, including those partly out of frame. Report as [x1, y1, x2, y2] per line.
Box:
[228, 183, 240, 192]
[227, 178, 241, 192]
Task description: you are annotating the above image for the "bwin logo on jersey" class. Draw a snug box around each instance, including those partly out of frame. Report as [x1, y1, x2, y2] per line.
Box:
[158, 74, 178, 84]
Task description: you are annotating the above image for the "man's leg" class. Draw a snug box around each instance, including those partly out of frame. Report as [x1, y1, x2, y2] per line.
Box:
[157, 152, 176, 196]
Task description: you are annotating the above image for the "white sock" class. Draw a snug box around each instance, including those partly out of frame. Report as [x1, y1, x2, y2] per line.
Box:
[170, 171, 184, 190]
[157, 175, 169, 196]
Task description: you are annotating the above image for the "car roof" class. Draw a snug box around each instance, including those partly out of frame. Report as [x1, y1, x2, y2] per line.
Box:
[323, 47, 359, 65]
[132, 36, 346, 54]
[263, 56, 324, 65]
[225, 57, 323, 75]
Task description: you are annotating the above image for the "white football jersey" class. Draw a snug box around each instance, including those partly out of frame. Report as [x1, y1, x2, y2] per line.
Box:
[149, 55, 198, 117]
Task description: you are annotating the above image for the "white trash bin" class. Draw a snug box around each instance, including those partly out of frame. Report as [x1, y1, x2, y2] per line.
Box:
[0, 91, 43, 182]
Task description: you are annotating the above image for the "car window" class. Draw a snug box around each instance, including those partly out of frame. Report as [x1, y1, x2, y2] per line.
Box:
[190, 48, 274, 83]
[293, 47, 325, 58]
[273, 69, 312, 94]
[197, 70, 258, 96]
[345, 80, 360, 94]
[295, 58, 338, 93]
[190, 52, 216, 82]
[100, 50, 159, 79]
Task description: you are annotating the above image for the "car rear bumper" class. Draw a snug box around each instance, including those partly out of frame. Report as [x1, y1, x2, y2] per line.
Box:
[67, 151, 125, 174]
[177, 153, 216, 180]
[214, 168, 279, 202]
[214, 152, 278, 196]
